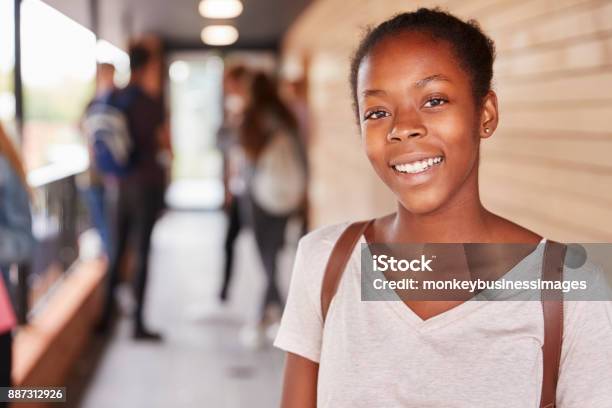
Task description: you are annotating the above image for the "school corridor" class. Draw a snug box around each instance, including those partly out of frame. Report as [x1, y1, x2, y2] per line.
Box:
[2, 0, 612, 407]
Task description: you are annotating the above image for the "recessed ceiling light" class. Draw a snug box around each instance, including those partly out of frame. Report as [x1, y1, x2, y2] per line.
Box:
[198, 0, 243, 19]
[201, 25, 239, 46]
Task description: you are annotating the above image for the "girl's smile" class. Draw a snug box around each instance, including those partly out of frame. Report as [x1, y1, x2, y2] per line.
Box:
[389, 152, 445, 187]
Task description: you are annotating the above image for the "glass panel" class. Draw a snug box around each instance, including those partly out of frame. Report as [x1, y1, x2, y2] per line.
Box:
[19, 0, 96, 316]
[20, 0, 95, 171]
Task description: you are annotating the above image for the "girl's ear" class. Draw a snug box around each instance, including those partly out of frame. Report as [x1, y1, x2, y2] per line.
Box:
[479, 90, 499, 139]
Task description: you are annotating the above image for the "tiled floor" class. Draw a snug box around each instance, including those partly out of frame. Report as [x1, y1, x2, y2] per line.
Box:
[72, 210, 300, 408]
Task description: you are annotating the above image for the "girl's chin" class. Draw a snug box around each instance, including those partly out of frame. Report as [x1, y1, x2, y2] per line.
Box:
[396, 193, 446, 215]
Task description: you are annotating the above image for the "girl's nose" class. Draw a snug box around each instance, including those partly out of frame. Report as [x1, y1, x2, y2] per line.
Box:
[387, 108, 427, 142]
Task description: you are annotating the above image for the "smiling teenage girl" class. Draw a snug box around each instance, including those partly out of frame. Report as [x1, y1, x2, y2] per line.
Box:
[274, 8, 612, 408]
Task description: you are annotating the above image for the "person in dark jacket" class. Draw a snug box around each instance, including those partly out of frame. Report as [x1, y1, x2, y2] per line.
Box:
[97, 45, 168, 341]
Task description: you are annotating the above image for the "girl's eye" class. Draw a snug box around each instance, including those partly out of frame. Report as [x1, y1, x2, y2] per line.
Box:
[423, 97, 448, 108]
[364, 110, 390, 121]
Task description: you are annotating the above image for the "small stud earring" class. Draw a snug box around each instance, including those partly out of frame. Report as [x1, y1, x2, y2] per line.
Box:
[484, 127, 490, 133]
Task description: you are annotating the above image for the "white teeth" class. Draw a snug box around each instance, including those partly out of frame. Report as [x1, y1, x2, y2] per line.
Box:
[393, 156, 443, 174]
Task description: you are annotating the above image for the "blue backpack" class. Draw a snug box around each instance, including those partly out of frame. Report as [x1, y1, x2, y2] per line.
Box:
[83, 88, 138, 177]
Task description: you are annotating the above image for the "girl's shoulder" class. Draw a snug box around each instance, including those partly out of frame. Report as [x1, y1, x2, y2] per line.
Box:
[298, 222, 352, 256]
[282, 223, 352, 320]
[293, 222, 355, 288]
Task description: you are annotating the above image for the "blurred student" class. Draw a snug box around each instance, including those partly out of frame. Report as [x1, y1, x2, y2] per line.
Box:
[239, 73, 307, 347]
[217, 65, 251, 302]
[79, 63, 116, 257]
[0, 124, 34, 389]
[98, 45, 167, 341]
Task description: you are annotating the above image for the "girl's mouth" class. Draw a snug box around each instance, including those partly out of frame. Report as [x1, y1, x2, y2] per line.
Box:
[392, 156, 444, 175]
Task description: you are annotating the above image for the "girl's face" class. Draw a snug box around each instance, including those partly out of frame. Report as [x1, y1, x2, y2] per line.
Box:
[357, 32, 496, 215]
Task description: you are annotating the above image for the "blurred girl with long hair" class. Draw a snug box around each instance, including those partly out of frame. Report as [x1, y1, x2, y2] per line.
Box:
[239, 72, 307, 347]
[0, 123, 34, 389]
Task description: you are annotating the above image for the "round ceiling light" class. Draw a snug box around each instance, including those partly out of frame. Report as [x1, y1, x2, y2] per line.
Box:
[201, 25, 239, 46]
[198, 0, 243, 19]
[169, 61, 190, 82]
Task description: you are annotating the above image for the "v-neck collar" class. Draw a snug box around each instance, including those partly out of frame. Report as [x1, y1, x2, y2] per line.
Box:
[356, 235, 547, 332]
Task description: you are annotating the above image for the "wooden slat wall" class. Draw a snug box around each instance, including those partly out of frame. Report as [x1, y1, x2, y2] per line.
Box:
[284, 0, 612, 241]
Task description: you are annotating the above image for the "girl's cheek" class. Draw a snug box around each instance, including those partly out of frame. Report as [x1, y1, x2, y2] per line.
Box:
[433, 113, 476, 152]
[363, 137, 378, 165]
[363, 136, 387, 175]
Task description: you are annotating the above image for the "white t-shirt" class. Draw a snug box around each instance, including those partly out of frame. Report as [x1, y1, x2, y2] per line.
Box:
[274, 223, 612, 407]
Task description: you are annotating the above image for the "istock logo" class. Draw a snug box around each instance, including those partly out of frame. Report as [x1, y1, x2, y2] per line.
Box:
[372, 254, 435, 272]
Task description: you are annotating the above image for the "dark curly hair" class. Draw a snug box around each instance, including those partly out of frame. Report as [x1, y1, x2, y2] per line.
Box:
[349, 8, 496, 121]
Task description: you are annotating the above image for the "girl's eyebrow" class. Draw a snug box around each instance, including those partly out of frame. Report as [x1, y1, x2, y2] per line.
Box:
[361, 89, 387, 98]
[415, 74, 451, 88]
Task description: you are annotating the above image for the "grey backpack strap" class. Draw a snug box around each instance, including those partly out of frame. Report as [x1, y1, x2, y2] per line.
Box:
[321, 220, 373, 322]
[540, 241, 567, 408]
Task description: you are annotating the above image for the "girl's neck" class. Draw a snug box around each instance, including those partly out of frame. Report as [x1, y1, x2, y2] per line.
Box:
[392, 183, 493, 243]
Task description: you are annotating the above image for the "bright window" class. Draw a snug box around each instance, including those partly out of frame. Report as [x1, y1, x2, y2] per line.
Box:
[0, 0, 16, 138]
[20, 0, 96, 170]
